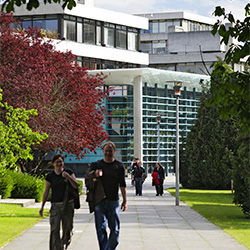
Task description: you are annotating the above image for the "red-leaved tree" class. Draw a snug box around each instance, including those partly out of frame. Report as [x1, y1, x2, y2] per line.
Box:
[0, 13, 108, 171]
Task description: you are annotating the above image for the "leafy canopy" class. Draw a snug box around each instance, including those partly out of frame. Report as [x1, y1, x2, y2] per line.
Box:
[208, 4, 250, 132]
[0, 13, 108, 160]
[0, 90, 48, 170]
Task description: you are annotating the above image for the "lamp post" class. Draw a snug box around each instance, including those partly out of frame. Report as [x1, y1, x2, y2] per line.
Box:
[156, 114, 161, 162]
[174, 82, 182, 206]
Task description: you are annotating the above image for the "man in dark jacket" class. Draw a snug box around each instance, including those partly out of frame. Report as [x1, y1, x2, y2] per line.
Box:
[134, 161, 145, 196]
[85, 141, 127, 250]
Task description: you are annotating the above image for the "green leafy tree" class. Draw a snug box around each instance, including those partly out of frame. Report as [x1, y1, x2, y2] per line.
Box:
[208, 4, 250, 217]
[208, 4, 250, 132]
[0, 90, 48, 170]
[180, 87, 238, 190]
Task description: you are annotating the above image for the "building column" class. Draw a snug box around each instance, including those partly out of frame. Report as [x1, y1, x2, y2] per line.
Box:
[133, 75, 143, 162]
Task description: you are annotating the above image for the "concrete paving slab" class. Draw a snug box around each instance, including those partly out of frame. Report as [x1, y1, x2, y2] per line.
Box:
[0, 198, 35, 207]
[2, 175, 248, 250]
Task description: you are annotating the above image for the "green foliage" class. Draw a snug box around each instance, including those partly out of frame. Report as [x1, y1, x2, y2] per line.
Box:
[0, 90, 48, 170]
[209, 5, 250, 132]
[1, 0, 76, 13]
[8, 171, 44, 202]
[207, 59, 250, 133]
[232, 132, 250, 218]
[209, 4, 250, 217]
[212, 4, 250, 65]
[0, 169, 14, 198]
[180, 88, 238, 190]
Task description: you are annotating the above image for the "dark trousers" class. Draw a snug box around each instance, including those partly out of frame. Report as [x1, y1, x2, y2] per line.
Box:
[49, 201, 74, 250]
[159, 179, 164, 195]
[155, 184, 161, 195]
[135, 177, 143, 195]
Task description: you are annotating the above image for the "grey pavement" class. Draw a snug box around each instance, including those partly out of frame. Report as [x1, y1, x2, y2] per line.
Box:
[2, 175, 248, 250]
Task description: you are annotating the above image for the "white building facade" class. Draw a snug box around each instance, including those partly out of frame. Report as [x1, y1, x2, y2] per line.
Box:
[136, 12, 236, 74]
[13, 0, 149, 69]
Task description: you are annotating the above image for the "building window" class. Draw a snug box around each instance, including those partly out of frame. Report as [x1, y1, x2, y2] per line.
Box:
[152, 40, 167, 54]
[152, 22, 158, 33]
[104, 23, 115, 47]
[116, 25, 127, 49]
[159, 22, 167, 33]
[84, 19, 95, 44]
[64, 19, 76, 41]
[128, 28, 138, 51]
[19, 15, 58, 34]
[96, 21, 102, 46]
[140, 41, 151, 53]
[77, 17, 83, 43]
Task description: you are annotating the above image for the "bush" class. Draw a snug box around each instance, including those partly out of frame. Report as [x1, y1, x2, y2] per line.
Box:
[0, 169, 14, 198]
[233, 132, 250, 218]
[9, 171, 44, 202]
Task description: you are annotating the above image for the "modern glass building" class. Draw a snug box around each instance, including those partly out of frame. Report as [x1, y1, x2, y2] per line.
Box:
[83, 68, 210, 175]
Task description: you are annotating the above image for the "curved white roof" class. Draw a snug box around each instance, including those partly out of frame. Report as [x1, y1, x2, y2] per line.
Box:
[88, 67, 210, 91]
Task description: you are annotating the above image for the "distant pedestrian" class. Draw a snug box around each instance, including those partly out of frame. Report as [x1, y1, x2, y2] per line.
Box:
[131, 157, 139, 186]
[134, 161, 145, 196]
[85, 141, 127, 250]
[39, 154, 78, 250]
[152, 170, 160, 196]
[153, 162, 165, 196]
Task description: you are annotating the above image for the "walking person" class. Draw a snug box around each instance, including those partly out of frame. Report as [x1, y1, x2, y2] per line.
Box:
[134, 161, 145, 196]
[39, 154, 78, 250]
[130, 157, 139, 186]
[85, 141, 127, 250]
[153, 162, 165, 196]
[152, 170, 160, 196]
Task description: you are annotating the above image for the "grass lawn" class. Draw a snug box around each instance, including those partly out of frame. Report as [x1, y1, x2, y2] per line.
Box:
[0, 204, 49, 248]
[167, 188, 250, 249]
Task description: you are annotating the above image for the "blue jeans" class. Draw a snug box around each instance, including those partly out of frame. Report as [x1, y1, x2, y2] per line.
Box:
[135, 177, 143, 195]
[94, 199, 120, 250]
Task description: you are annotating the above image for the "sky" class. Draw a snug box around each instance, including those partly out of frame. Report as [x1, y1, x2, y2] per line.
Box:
[94, 0, 249, 21]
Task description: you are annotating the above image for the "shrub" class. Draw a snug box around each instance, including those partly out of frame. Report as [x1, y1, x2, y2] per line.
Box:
[233, 132, 250, 218]
[10, 172, 44, 202]
[0, 169, 14, 198]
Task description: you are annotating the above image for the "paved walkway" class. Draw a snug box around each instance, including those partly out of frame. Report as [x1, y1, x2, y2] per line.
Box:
[2, 176, 248, 250]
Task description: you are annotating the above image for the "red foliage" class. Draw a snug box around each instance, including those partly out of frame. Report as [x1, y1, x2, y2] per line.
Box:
[0, 13, 108, 158]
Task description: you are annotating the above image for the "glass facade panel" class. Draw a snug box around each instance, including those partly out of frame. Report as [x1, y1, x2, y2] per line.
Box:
[84, 21, 95, 44]
[104, 24, 115, 47]
[159, 22, 166, 33]
[152, 40, 167, 54]
[140, 42, 151, 53]
[22, 21, 32, 29]
[64, 20, 76, 41]
[116, 27, 126, 49]
[45, 19, 58, 32]
[128, 31, 137, 51]
[96, 25, 101, 45]
[152, 22, 158, 33]
[77, 22, 83, 42]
